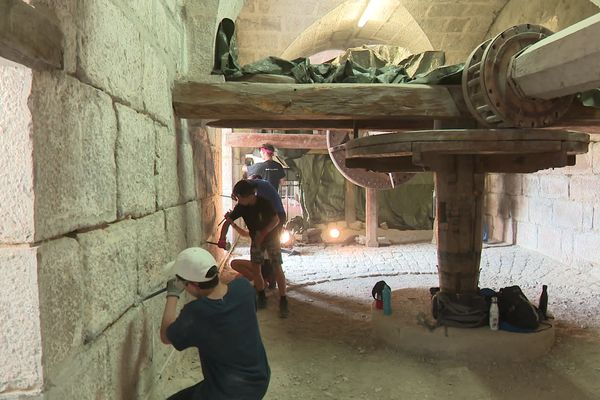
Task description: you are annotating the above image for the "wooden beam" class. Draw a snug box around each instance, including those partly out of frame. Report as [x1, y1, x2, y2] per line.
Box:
[208, 119, 437, 130]
[173, 81, 463, 120]
[365, 188, 378, 247]
[511, 13, 600, 99]
[0, 0, 63, 69]
[224, 132, 327, 149]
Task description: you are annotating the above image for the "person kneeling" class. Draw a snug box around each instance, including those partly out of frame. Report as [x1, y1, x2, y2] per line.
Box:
[160, 247, 270, 400]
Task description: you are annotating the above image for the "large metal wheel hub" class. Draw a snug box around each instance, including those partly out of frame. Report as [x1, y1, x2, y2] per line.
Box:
[462, 24, 573, 128]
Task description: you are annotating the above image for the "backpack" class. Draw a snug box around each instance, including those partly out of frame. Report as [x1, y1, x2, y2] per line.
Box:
[432, 291, 488, 328]
[497, 286, 539, 329]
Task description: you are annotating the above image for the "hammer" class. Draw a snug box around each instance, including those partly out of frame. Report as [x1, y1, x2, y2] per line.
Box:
[206, 240, 232, 251]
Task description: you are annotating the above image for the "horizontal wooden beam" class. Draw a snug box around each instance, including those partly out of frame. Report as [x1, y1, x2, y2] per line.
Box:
[0, 0, 63, 69]
[225, 132, 327, 149]
[208, 119, 437, 130]
[173, 81, 463, 120]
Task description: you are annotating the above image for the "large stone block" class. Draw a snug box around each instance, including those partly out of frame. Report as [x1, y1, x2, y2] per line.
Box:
[537, 225, 563, 261]
[43, 337, 111, 400]
[504, 174, 522, 196]
[30, 72, 117, 240]
[104, 306, 154, 400]
[539, 175, 569, 199]
[592, 141, 600, 174]
[117, 0, 154, 34]
[574, 232, 600, 264]
[570, 175, 600, 203]
[0, 63, 34, 244]
[515, 221, 537, 249]
[142, 44, 173, 126]
[552, 200, 583, 230]
[137, 211, 169, 297]
[77, 0, 143, 108]
[155, 123, 180, 209]
[154, 1, 183, 76]
[485, 173, 504, 194]
[38, 237, 84, 375]
[178, 128, 196, 202]
[77, 220, 138, 340]
[164, 205, 188, 261]
[185, 201, 202, 247]
[594, 205, 600, 231]
[529, 197, 553, 225]
[0, 247, 43, 393]
[522, 174, 540, 197]
[115, 104, 156, 218]
[511, 195, 529, 222]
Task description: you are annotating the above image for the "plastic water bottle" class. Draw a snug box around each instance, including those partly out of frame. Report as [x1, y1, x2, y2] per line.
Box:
[382, 285, 392, 315]
[489, 296, 499, 330]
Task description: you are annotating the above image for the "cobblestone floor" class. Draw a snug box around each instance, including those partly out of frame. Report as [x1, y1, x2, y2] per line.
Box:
[231, 241, 600, 328]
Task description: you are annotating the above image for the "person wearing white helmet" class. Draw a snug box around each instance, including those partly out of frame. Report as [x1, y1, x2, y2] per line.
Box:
[160, 247, 270, 400]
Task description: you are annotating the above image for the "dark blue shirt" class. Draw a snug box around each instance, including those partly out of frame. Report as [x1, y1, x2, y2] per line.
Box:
[167, 279, 270, 399]
[229, 196, 277, 240]
[252, 179, 285, 214]
[247, 160, 285, 190]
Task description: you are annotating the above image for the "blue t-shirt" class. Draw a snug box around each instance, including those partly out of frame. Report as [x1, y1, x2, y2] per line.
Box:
[252, 179, 285, 214]
[167, 279, 270, 399]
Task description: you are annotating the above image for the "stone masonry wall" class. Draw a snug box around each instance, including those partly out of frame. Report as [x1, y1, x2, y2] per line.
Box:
[483, 1, 600, 271]
[0, 0, 228, 398]
[484, 135, 600, 268]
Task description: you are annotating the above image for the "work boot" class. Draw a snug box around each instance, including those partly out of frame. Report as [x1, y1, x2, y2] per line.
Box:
[257, 290, 267, 309]
[279, 296, 289, 318]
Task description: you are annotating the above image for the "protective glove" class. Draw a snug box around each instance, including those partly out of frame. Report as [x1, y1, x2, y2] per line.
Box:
[217, 238, 228, 250]
[166, 278, 185, 298]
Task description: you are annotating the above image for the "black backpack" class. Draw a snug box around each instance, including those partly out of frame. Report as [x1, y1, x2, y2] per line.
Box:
[432, 291, 488, 328]
[497, 286, 540, 329]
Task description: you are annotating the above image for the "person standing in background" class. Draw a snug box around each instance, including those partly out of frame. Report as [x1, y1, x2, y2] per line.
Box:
[246, 143, 286, 191]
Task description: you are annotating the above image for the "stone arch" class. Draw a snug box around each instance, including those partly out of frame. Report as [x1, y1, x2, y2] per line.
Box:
[280, 0, 433, 60]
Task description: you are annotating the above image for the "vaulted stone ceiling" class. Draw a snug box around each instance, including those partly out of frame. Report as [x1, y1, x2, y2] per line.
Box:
[235, 0, 599, 66]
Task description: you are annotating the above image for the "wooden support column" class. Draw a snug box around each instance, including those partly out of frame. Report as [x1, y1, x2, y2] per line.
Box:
[365, 188, 378, 247]
[511, 13, 600, 99]
[0, 0, 63, 69]
[434, 155, 485, 295]
[345, 180, 356, 224]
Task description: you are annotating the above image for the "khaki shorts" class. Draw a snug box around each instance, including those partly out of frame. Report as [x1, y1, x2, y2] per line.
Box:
[250, 232, 283, 265]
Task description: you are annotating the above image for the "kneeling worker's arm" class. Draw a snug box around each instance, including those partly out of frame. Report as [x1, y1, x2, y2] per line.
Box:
[160, 278, 184, 345]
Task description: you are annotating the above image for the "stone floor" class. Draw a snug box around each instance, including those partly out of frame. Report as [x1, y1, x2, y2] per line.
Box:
[150, 239, 600, 400]
[239, 240, 600, 329]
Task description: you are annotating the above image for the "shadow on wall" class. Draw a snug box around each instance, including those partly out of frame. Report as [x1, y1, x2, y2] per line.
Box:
[117, 319, 152, 399]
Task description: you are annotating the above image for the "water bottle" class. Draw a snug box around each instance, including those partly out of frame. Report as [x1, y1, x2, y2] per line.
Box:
[382, 284, 392, 315]
[489, 296, 499, 330]
[538, 285, 548, 320]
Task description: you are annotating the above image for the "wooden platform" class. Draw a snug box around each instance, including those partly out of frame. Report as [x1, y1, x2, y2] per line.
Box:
[172, 80, 600, 131]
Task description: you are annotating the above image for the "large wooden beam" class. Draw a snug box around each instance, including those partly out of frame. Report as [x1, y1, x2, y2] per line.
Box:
[224, 132, 327, 149]
[511, 13, 600, 99]
[0, 0, 63, 69]
[173, 81, 463, 121]
[208, 118, 437, 130]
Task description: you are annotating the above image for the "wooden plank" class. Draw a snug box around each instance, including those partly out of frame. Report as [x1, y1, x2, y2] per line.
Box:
[173, 81, 463, 120]
[224, 132, 327, 149]
[208, 119, 437, 130]
[0, 0, 63, 69]
[512, 13, 600, 99]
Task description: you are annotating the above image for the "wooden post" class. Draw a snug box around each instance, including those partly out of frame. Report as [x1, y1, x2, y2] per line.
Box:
[365, 187, 378, 247]
[345, 180, 356, 225]
[434, 155, 485, 295]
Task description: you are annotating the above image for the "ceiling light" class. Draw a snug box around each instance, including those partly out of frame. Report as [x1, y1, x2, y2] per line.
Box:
[358, 0, 380, 28]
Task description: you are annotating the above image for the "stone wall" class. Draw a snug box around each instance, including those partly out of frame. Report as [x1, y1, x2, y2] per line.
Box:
[0, 0, 229, 398]
[482, 1, 600, 270]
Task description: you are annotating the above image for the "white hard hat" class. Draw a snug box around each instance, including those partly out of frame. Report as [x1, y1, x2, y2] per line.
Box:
[170, 248, 218, 282]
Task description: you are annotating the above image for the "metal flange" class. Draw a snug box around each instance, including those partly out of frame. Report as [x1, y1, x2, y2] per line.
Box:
[327, 130, 414, 189]
[462, 24, 574, 128]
